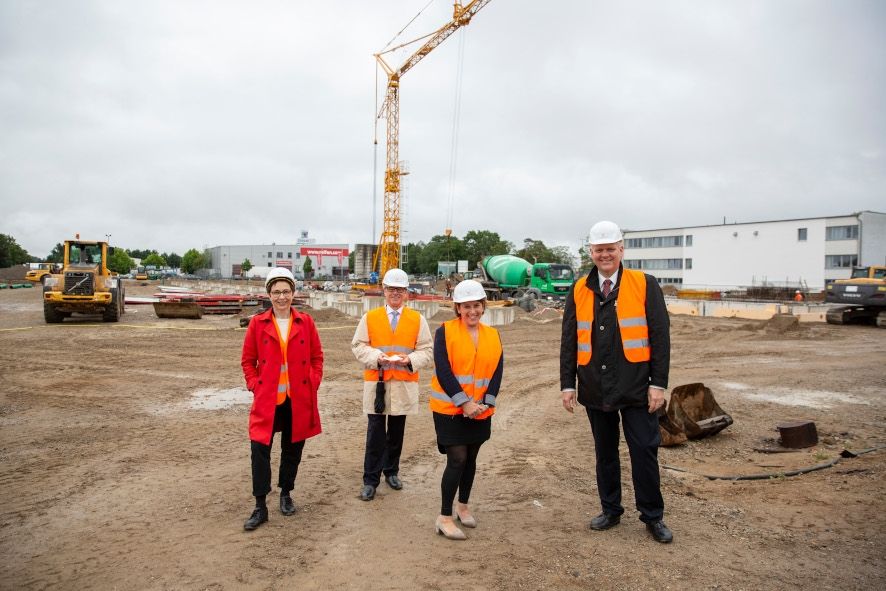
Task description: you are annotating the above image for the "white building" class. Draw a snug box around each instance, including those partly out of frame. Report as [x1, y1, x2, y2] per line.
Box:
[208, 241, 349, 280]
[621, 211, 885, 291]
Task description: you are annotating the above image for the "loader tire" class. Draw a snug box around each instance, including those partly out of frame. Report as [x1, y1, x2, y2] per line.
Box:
[44, 302, 64, 323]
[103, 288, 121, 322]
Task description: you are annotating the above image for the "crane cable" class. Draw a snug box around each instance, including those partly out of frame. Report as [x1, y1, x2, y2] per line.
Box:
[446, 27, 467, 234]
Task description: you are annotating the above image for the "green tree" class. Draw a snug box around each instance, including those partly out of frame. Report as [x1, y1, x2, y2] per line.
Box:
[577, 245, 593, 274]
[348, 252, 355, 273]
[515, 238, 555, 264]
[46, 243, 64, 264]
[241, 258, 253, 276]
[302, 256, 314, 279]
[462, 230, 512, 270]
[550, 245, 576, 266]
[403, 242, 424, 275]
[108, 249, 135, 274]
[142, 253, 166, 268]
[417, 234, 465, 275]
[127, 248, 155, 260]
[0, 234, 30, 267]
[163, 252, 182, 269]
[180, 248, 206, 274]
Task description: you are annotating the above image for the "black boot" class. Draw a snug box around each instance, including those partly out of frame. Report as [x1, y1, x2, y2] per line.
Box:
[244, 506, 269, 531]
[280, 493, 296, 516]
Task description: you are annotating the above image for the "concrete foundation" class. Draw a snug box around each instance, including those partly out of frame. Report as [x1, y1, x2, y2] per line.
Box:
[666, 298, 831, 323]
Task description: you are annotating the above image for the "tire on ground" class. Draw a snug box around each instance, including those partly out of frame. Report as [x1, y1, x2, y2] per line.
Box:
[103, 288, 121, 322]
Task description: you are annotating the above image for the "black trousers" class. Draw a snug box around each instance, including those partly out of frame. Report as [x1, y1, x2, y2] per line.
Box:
[251, 398, 305, 497]
[586, 405, 664, 523]
[363, 414, 406, 487]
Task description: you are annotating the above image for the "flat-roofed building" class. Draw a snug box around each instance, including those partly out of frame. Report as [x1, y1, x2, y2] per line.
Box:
[618, 211, 885, 291]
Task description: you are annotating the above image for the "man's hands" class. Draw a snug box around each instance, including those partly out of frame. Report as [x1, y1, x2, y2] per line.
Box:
[377, 353, 410, 367]
[647, 386, 665, 413]
[561, 390, 578, 413]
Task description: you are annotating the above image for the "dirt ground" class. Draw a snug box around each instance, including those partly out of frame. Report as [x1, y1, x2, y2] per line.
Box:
[1, 281, 884, 590]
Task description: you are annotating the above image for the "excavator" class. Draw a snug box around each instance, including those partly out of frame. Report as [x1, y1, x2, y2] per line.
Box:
[825, 265, 886, 327]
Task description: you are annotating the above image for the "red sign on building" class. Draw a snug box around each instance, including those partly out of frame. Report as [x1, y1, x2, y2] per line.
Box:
[300, 247, 348, 266]
[276, 260, 293, 269]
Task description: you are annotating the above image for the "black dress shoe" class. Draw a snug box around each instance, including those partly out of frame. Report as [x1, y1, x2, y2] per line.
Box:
[280, 494, 296, 516]
[244, 506, 268, 531]
[385, 474, 403, 490]
[360, 484, 376, 501]
[646, 520, 673, 543]
[589, 512, 621, 531]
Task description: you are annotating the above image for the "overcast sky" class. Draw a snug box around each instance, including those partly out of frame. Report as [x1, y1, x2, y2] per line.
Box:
[2, 0, 884, 259]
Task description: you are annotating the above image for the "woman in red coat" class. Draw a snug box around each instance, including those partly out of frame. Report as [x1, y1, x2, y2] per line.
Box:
[241, 268, 323, 531]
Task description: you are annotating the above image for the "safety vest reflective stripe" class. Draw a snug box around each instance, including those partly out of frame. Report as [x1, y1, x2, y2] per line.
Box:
[378, 345, 415, 355]
[624, 338, 650, 350]
[363, 307, 421, 382]
[573, 269, 651, 365]
[429, 318, 502, 419]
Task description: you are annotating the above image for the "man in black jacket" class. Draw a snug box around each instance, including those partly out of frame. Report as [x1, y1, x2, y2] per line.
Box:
[560, 220, 673, 543]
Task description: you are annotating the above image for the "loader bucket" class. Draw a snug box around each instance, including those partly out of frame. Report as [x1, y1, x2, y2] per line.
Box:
[657, 407, 688, 447]
[666, 383, 733, 440]
[153, 301, 203, 320]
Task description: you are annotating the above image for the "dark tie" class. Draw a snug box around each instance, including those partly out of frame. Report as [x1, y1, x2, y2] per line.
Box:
[390, 310, 400, 331]
[602, 279, 612, 298]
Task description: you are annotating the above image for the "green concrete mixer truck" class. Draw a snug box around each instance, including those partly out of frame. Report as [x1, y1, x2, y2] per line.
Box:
[470, 255, 575, 301]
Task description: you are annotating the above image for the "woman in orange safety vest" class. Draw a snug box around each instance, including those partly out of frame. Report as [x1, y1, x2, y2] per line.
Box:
[429, 279, 503, 540]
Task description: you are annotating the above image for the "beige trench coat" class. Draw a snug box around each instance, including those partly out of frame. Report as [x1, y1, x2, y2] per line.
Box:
[351, 307, 433, 415]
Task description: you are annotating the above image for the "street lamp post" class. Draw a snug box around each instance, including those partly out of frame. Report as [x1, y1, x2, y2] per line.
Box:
[105, 233, 112, 244]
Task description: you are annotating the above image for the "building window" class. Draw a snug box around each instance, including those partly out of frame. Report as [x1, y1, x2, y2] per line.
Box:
[685, 235, 693, 247]
[825, 254, 858, 268]
[685, 258, 692, 270]
[267, 262, 272, 267]
[276, 251, 283, 258]
[622, 258, 683, 270]
[625, 235, 683, 249]
[826, 225, 858, 241]
[295, 253, 301, 259]
[267, 251, 272, 258]
[797, 228, 807, 241]
[287, 252, 292, 258]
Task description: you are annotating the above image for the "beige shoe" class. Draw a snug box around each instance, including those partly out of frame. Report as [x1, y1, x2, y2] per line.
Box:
[455, 504, 477, 528]
[435, 516, 467, 540]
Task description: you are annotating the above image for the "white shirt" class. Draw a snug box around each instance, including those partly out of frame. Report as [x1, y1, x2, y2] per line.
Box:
[385, 304, 404, 328]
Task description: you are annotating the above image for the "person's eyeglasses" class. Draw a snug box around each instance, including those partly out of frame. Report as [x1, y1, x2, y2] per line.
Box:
[270, 290, 292, 297]
[385, 287, 407, 293]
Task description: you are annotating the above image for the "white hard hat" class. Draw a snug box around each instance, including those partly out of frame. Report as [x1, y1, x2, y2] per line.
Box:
[452, 279, 487, 303]
[265, 267, 295, 292]
[382, 268, 409, 288]
[588, 220, 624, 245]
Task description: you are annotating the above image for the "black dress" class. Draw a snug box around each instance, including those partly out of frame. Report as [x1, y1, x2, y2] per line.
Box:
[433, 412, 491, 453]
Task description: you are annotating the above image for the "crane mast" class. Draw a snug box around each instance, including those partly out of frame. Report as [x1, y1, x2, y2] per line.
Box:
[374, 0, 493, 278]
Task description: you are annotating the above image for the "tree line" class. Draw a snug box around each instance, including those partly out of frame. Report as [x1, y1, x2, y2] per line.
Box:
[2, 230, 592, 276]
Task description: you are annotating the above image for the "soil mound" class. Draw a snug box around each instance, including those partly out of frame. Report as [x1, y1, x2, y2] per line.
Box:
[764, 313, 801, 334]
[0, 265, 28, 281]
[430, 308, 455, 322]
[304, 307, 353, 323]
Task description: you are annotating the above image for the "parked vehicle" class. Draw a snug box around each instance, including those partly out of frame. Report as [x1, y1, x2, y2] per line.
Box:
[825, 265, 886, 327]
[470, 255, 574, 301]
[42, 237, 125, 323]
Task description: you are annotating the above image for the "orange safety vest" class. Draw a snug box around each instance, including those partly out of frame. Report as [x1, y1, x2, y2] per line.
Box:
[363, 306, 421, 382]
[272, 314, 293, 405]
[574, 269, 650, 365]
[430, 318, 502, 420]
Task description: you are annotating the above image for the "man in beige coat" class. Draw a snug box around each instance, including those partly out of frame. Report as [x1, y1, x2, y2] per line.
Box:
[352, 268, 433, 501]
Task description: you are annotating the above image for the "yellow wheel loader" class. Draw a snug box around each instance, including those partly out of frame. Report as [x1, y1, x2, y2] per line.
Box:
[42, 238, 125, 323]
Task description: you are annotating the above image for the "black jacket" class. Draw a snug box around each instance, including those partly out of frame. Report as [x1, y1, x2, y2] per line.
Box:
[560, 265, 670, 411]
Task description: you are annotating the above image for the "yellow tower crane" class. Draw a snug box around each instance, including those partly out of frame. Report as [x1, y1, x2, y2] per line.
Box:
[373, 0, 493, 278]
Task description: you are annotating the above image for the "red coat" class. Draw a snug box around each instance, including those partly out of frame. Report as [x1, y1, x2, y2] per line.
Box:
[241, 308, 323, 445]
